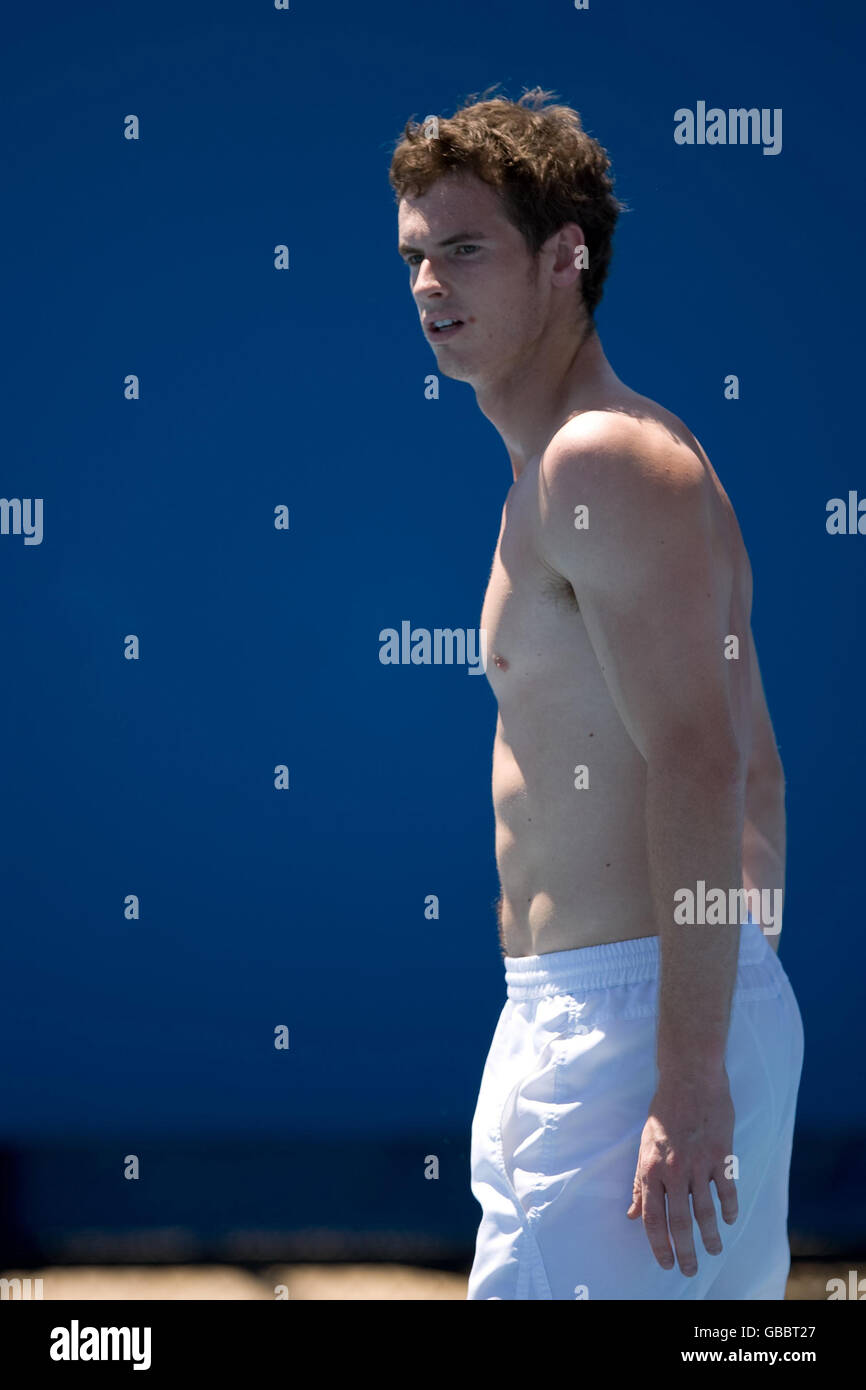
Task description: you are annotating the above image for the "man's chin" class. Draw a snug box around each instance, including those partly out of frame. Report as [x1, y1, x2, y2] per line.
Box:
[431, 349, 475, 383]
[438, 364, 475, 384]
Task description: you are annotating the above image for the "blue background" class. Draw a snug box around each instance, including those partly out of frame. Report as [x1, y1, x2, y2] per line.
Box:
[1, 0, 863, 1258]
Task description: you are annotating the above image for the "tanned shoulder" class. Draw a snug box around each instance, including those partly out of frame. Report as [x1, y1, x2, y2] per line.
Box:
[536, 407, 709, 590]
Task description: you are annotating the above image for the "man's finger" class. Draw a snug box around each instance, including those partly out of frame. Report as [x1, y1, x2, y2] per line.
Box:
[666, 1185, 698, 1276]
[627, 1173, 642, 1218]
[641, 1178, 674, 1268]
[711, 1168, 739, 1225]
[691, 1182, 723, 1255]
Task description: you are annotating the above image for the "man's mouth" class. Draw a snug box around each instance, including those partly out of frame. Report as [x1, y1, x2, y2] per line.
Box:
[428, 317, 465, 338]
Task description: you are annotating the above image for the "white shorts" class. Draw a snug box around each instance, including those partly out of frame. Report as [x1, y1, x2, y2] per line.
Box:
[468, 917, 804, 1300]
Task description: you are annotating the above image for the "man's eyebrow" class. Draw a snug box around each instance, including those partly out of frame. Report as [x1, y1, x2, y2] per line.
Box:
[398, 231, 488, 257]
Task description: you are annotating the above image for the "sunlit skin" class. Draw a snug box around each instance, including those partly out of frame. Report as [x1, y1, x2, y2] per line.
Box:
[398, 171, 603, 469]
[397, 169, 787, 1280]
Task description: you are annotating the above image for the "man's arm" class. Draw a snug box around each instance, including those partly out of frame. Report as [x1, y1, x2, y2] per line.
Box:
[537, 413, 750, 1276]
[743, 626, 787, 952]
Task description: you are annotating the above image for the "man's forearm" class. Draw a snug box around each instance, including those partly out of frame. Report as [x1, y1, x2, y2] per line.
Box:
[646, 756, 747, 1084]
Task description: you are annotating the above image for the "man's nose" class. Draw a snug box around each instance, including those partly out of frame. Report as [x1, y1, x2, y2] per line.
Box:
[413, 259, 447, 299]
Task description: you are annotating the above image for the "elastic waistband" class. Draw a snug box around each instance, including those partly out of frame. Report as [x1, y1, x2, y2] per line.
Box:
[504, 916, 770, 999]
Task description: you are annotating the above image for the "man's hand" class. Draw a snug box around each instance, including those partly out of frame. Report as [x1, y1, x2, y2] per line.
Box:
[626, 1074, 739, 1276]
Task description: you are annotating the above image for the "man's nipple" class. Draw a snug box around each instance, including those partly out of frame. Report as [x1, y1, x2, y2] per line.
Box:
[492, 652, 509, 670]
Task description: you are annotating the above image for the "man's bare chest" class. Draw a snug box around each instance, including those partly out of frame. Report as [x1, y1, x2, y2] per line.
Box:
[479, 490, 587, 684]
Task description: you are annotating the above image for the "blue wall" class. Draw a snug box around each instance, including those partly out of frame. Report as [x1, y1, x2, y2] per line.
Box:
[1, 0, 863, 1249]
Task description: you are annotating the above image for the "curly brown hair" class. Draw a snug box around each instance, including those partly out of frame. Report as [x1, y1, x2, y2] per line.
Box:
[389, 85, 627, 319]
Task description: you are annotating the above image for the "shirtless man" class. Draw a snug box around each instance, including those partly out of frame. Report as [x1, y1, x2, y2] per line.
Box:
[390, 89, 803, 1300]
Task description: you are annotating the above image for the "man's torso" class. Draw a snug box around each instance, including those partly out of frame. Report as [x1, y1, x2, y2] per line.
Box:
[481, 387, 754, 957]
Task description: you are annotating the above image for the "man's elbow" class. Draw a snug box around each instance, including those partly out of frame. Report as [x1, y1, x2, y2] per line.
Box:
[747, 753, 786, 815]
[647, 730, 748, 786]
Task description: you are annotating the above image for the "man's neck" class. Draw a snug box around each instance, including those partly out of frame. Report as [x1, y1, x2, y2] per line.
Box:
[475, 316, 621, 482]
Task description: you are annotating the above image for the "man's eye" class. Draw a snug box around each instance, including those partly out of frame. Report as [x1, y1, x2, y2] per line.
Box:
[404, 246, 479, 266]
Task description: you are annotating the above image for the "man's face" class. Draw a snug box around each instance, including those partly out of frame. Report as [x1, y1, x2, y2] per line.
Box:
[397, 171, 550, 387]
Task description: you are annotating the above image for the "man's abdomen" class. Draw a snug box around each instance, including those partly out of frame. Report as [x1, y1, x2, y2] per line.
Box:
[493, 722, 653, 956]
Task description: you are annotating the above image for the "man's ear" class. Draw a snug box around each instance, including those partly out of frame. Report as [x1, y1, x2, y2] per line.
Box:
[547, 223, 586, 288]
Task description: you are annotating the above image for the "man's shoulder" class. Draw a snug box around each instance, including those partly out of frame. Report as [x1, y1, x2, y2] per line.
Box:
[542, 397, 708, 498]
[536, 400, 710, 556]
[533, 397, 722, 587]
